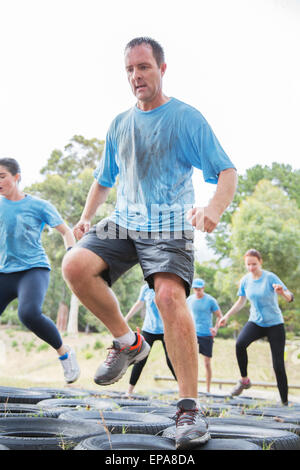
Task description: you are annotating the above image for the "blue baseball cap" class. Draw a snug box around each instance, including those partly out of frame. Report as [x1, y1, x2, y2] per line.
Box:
[192, 278, 205, 288]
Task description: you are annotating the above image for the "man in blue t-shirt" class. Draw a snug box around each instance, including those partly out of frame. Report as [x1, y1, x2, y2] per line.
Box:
[63, 36, 237, 449]
[187, 278, 222, 393]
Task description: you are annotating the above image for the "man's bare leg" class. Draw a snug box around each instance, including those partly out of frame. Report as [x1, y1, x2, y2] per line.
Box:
[153, 273, 199, 398]
[204, 356, 212, 393]
[62, 247, 129, 337]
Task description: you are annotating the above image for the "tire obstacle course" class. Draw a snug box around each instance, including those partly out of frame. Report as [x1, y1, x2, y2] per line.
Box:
[0, 385, 300, 450]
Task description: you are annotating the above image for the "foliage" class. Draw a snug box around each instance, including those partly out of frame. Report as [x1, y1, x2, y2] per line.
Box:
[207, 163, 300, 260]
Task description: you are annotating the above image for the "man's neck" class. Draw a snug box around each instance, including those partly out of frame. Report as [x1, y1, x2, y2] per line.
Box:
[136, 94, 170, 112]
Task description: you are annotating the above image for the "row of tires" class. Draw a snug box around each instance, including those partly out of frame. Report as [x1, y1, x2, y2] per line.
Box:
[0, 385, 300, 450]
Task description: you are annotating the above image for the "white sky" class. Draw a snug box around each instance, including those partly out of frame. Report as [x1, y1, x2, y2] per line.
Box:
[0, 0, 299, 249]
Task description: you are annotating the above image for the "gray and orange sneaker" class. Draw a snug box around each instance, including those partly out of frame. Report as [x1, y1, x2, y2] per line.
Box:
[231, 378, 252, 397]
[175, 398, 210, 450]
[94, 329, 150, 386]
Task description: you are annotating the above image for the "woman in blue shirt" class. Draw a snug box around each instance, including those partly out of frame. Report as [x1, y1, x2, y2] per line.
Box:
[0, 158, 80, 384]
[218, 249, 293, 405]
[125, 284, 176, 396]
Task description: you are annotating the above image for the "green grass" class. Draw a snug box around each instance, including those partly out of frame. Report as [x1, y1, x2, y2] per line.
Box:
[0, 327, 300, 400]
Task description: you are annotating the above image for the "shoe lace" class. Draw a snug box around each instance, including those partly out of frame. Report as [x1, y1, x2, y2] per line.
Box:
[104, 344, 123, 366]
[175, 407, 199, 427]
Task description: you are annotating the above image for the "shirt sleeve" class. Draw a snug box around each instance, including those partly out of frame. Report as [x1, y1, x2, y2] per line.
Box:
[41, 200, 64, 227]
[238, 277, 246, 297]
[94, 131, 119, 188]
[190, 122, 236, 184]
[269, 272, 287, 290]
[210, 297, 220, 312]
[138, 285, 148, 302]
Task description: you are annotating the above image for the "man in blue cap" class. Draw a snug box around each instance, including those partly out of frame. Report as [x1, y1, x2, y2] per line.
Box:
[187, 278, 222, 393]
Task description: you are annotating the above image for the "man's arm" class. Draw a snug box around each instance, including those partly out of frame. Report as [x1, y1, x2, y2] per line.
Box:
[73, 181, 111, 240]
[188, 168, 237, 233]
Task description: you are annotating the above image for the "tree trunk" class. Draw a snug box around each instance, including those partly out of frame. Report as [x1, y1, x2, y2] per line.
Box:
[67, 293, 79, 335]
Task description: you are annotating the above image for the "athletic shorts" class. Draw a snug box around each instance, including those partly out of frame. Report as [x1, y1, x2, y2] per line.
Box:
[76, 219, 194, 296]
[197, 336, 214, 358]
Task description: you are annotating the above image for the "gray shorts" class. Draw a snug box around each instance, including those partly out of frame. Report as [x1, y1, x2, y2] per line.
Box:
[76, 219, 194, 296]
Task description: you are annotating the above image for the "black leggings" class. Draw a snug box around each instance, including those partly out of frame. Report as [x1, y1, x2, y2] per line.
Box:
[129, 330, 177, 386]
[0, 268, 63, 350]
[236, 321, 288, 403]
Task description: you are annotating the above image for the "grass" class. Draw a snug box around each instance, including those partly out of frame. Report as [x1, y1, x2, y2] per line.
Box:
[0, 326, 300, 401]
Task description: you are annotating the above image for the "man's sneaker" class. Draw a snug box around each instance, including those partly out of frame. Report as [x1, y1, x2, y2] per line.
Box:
[175, 398, 210, 450]
[231, 378, 252, 396]
[94, 329, 150, 386]
[59, 347, 80, 384]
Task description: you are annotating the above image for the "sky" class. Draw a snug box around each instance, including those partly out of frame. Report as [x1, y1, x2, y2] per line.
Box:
[1, 0, 299, 258]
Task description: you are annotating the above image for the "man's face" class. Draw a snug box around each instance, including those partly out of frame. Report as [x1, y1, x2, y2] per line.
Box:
[125, 44, 166, 109]
[194, 287, 205, 298]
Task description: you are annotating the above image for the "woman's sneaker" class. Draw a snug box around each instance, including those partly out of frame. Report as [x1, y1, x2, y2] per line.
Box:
[94, 329, 150, 386]
[175, 398, 210, 450]
[59, 347, 80, 384]
[231, 378, 252, 396]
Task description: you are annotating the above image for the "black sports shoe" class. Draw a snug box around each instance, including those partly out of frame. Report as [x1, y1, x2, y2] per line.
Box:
[175, 398, 210, 449]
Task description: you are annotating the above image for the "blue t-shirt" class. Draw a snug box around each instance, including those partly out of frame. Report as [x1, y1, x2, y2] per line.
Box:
[238, 270, 287, 327]
[138, 284, 164, 334]
[94, 97, 235, 232]
[0, 194, 63, 273]
[187, 293, 220, 337]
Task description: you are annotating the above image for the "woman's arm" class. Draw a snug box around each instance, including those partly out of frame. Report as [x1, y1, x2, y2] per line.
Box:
[218, 296, 247, 327]
[124, 300, 144, 323]
[54, 223, 76, 249]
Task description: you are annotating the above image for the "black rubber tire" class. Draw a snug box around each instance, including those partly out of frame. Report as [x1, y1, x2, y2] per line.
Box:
[0, 403, 61, 418]
[74, 433, 176, 450]
[29, 387, 90, 398]
[0, 417, 106, 450]
[0, 386, 52, 404]
[162, 423, 300, 450]
[243, 406, 300, 424]
[110, 399, 154, 407]
[36, 397, 118, 411]
[208, 416, 300, 436]
[58, 409, 174, 435]
[194, 438, 262, 450]
[120, 405, 177, 420]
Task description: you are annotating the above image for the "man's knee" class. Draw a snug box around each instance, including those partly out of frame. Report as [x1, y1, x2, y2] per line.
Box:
[154, 281, 183, 312]
[62, 248, 105, 285]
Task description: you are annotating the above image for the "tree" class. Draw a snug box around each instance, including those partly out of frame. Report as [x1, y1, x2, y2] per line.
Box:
[207, 163, 300, 260]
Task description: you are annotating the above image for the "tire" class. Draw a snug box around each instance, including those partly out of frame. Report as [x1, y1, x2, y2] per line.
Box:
[29, 387, 90, 398]
[194, 438, 262, 450]
[162, 423, 300, 450]
[244, 406, 300, 424]
[58, 409, 174, 435]
[208, 416, 300, 437]
[36, 397, 119, 411]
[74, 434, 176, 450]
[0, 403, 61, 419]
[120, 405, 177, 420]
[110, 399, 154, 407]
[0, 386, 52, 404]
[0, 417, 106, 450]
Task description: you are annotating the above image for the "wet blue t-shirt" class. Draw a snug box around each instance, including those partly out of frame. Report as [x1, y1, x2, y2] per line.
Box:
[138, 284, 164, 334]
[0, 195, 63, 273]
[94, 97, 235, 232]
[187, 293, 220, 337]
[238, 270, 287, 327]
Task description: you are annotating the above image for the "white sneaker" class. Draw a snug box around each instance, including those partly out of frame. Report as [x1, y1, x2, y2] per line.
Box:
[59, 347, 80, 384]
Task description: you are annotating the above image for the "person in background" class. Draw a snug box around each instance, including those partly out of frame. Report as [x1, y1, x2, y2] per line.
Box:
[218, 249, 293, 405]
[0, 158, 80, 384]
[125, 283, 177, 396]
[187, 278, 222, 393]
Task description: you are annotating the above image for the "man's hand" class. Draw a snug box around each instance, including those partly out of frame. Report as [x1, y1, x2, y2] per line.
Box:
[187, 206, 221, 233]
[73, 220, 91, 240]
